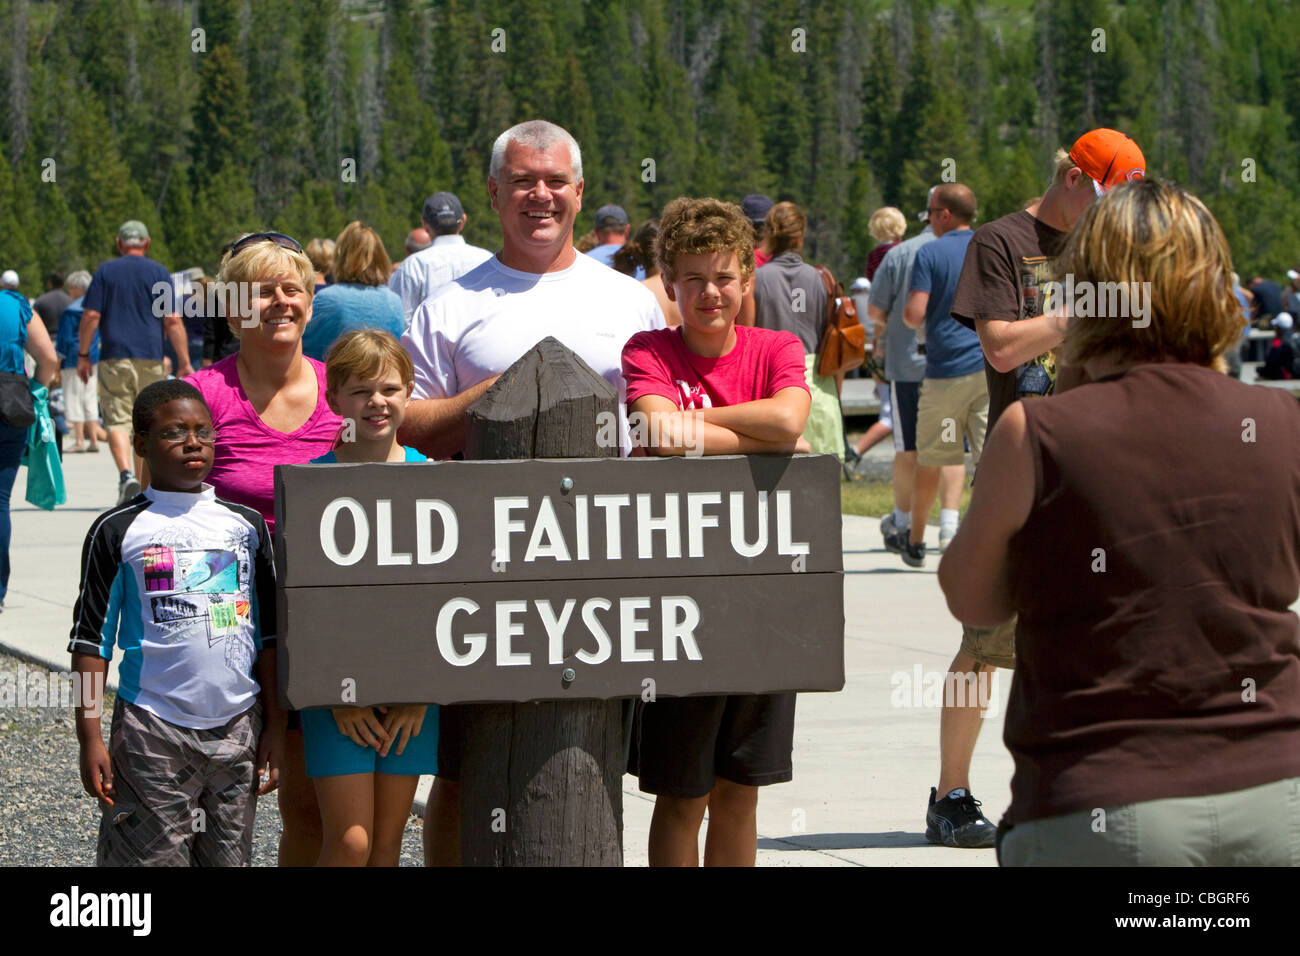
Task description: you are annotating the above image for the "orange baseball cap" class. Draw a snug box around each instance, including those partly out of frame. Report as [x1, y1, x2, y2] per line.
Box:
[1068, 128, 1146, 194]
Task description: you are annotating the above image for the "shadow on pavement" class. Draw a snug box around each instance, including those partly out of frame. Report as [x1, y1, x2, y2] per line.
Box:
[758, 831, 931, 850]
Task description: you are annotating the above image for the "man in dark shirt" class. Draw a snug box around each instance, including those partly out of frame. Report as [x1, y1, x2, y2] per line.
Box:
[33, 272, 71, 338]
[78, 220, 191, 504]
[925, 129, 1147, 850]
[1249, 276, 1284, 325]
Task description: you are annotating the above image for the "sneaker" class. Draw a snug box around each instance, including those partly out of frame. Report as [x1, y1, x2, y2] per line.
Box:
[926, 787, 997, 848]
[117, 473, 141, 505]
[881, 513, 902, 551]
[899, 535, 925, 567]
[939, 529, 955, 552]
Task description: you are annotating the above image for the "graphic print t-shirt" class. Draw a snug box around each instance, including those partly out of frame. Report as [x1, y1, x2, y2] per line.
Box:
[950, 210, 1067, 430]
[621, 324, 809, 412]
[68, 485, 276, 730]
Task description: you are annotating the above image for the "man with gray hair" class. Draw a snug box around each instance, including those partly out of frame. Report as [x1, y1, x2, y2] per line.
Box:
[399, 117, 665, 866]
[387, 191, 493, 322]
[78, 221, 190, 504]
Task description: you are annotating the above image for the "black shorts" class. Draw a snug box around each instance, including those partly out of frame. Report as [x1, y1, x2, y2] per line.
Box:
[628, 693, 796, 798]
[890, 380, 921, 452]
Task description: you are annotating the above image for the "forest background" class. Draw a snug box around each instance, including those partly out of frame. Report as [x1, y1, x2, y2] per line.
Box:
[1, 0, 1297, 293]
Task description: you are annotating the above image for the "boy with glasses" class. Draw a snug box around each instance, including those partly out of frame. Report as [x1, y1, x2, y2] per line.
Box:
[70, 379, 283, 866]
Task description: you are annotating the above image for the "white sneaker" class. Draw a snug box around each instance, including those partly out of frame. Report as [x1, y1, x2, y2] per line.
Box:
[939, 529, 955, 552]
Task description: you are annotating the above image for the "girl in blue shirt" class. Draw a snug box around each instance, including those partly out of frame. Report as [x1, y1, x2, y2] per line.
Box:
[304, 328, 436, 866]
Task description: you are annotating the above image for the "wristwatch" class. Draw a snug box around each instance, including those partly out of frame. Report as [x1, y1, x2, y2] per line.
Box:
[78, 352, 90, 358]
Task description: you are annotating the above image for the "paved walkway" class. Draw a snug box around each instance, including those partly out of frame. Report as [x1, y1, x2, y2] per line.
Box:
[4, 446, 1009, 866]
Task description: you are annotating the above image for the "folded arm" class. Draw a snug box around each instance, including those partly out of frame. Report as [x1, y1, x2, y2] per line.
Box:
[975, 314, 1065, 373]
[396, 376, 499, 459]
[629, 394, 808, 456]
[695, 386, 810, 442]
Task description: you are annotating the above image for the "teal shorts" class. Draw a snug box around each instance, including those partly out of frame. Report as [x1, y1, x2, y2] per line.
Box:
[300, 705, 439, 778]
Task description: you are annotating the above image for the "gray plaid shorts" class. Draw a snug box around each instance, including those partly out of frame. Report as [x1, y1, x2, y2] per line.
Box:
[97, 697, 262, 867]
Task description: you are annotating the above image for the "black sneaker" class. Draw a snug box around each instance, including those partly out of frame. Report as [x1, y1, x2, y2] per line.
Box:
[883, 527, 909, 555]
[925, 787, 997, 848]
[897, 534, 925, 567]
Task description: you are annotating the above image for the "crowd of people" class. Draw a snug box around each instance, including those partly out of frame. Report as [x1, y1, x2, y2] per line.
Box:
[2, 117, 1298, 868]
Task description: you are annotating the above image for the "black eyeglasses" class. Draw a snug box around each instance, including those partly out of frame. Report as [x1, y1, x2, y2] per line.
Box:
[147, 426, 219, 446]
[228, 232, 304, 257]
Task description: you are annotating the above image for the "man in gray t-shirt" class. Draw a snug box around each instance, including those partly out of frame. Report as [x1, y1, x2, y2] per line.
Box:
[866, 218, 935, 548]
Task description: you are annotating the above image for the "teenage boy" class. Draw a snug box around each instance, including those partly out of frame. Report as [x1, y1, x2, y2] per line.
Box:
[70, 379, 283, 866]
[620, 197, 810, 866]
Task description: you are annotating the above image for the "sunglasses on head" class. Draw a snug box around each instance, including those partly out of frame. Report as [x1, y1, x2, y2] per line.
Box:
[229, 232, 304, 257]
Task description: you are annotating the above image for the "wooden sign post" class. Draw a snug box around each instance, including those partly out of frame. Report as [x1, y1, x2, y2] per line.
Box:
[459, 338, 623, 867]
[273, 339, 845, 866]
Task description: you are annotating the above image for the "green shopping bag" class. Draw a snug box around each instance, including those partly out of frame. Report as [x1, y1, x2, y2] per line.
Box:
[22, 383, 66, 510]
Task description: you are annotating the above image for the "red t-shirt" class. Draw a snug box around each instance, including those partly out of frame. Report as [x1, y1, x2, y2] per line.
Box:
[621, 324, 808, 410]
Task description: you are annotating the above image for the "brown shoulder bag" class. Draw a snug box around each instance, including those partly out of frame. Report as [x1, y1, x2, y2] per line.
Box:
[813, 265, 867, 378]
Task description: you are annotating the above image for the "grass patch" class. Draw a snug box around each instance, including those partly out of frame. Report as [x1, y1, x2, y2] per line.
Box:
[840, 477, 972, 520]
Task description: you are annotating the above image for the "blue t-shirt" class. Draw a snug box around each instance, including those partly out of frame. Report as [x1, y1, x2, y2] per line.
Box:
[909, 230, 984, 379]
[82, 255, 174, 361]
[302, 283, 406, 362]
[57, 296, 100, 367]
[312, 445, 427, 464]
[0, 290, 33, 374]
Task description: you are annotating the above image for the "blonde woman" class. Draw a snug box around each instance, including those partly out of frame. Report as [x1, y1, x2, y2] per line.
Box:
[940, 179, 1300, 866]
[188, 232, 345, 865]
[865, 206, 906, 281]
[302, 221, 405, 360]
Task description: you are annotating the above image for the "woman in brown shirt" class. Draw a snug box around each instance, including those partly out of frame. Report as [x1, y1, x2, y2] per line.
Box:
[939, 179, 1300, 866]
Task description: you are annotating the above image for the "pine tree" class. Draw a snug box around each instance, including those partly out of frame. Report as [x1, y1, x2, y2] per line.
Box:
[191, 45, 255, 183]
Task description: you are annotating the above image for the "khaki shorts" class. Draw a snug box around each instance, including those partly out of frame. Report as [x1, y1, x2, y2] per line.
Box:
[98, 358, 166, 431]
[960, 614, 1016, 669]
[916, 371, 989, 467]
[998, 776, 1300, 866]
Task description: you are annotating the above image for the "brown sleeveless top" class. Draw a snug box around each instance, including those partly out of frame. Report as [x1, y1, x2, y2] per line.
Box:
[1005, 362, 1300, 823]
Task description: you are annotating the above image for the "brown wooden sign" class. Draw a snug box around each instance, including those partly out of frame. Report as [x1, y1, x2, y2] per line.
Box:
[274, 455, 844, 708]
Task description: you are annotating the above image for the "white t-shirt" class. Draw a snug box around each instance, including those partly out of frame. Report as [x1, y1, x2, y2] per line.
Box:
[388, 234, 495, 323]
[402, 252, 666, 454]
